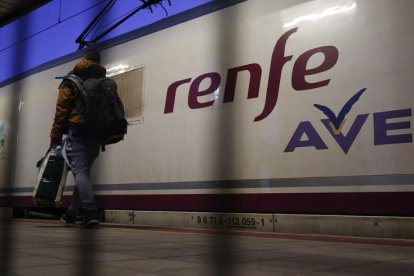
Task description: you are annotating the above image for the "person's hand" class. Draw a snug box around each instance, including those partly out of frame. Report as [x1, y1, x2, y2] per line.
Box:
[50, 138, 61, 149]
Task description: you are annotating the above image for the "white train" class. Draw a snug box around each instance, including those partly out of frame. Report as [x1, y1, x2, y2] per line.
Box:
[1, 0, 413, 216]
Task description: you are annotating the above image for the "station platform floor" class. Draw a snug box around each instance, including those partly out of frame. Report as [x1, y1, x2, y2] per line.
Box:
[1, 219, 414, 276]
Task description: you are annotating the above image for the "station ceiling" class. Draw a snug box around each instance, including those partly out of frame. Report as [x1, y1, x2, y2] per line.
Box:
[0, 0, 50, 27]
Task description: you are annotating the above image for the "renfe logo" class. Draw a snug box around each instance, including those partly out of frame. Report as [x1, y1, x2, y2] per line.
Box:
[164, 27, 413, 153]
[164, 27, 339, 121]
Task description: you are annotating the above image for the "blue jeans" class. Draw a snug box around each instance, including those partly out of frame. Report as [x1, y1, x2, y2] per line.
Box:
[65, 135, 100, 216]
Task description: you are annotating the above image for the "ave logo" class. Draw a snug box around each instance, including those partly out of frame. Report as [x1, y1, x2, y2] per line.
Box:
[284, 89, 413, 154]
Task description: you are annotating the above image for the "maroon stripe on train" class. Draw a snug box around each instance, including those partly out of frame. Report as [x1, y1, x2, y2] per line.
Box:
[1, 192, 414, 216]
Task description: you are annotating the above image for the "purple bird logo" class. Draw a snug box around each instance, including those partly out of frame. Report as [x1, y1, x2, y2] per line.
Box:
[314, 88, 367, 134]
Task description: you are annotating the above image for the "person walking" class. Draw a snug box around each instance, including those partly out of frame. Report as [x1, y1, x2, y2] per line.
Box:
[50, 48, 106, 228]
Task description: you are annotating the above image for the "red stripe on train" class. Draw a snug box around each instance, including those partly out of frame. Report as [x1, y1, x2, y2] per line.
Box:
[2, 192, 414, 216]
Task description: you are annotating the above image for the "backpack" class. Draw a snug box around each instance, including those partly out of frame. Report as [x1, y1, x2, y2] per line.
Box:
[63, 74, 128, 151]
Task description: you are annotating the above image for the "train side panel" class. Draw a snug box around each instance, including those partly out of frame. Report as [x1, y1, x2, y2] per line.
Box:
[1, 0, 414, 214]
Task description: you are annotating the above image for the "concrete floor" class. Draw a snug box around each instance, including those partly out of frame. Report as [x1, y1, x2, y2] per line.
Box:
[1, 220, 414, 276]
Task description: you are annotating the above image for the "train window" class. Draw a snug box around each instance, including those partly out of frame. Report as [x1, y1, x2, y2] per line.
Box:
[110, 67, 144, 123]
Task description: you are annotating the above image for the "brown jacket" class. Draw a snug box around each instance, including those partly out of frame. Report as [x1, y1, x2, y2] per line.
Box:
[50, 59, 106, 144]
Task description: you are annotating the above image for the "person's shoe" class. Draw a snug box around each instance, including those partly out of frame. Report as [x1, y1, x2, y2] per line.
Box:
[80, 211, 100, 228]
[60, 212, 76, 226]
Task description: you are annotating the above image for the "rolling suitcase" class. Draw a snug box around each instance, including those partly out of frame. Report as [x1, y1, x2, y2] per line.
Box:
[33, 147, 69, 207]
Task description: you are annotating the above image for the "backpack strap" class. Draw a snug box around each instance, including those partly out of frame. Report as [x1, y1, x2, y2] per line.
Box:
[61, 74, 87, 123]
[63, 74, 83, 92]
